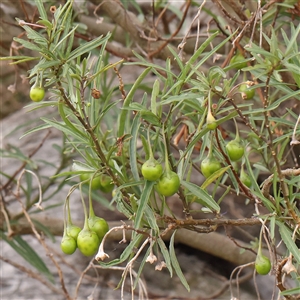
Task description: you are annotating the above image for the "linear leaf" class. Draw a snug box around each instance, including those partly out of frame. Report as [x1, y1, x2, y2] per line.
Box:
[129, 112, 141, 181]
[134, 181, 155, 229]
[169, 230, 190, 292]
[118, 67, 151, 136]
[41, 118, 87, 143]
[277, 222, 300, 264]
[181, 181, 220, 212]
[67, 34, 110, 62]
[157, 237, 173, 276]
[1, 232, 53, 282]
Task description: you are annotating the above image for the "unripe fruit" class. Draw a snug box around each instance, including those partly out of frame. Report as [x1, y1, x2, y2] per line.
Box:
[240, 171, 251, 188]
[77, 229, 100, 256]
[255, 254, 271, 275]
[99, 175, 114, 193]
[156, 171, 180, 196]
[200, 156, 221, 178]
[66, 225, 81, 240]
[60, 235, 77, 255]
[230, 53, 247, 70]
[30, 86, 45, 102]
[80, 173, 101, 190]
[141, 158, 163, 181]
[88, 216, 109, 241]
[239, 83, 255, 100]
[226, 140, 244, 161]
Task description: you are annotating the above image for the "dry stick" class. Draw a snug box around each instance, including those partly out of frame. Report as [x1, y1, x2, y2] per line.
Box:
[14, 174, 72, 300]
[16, 209, 71, 300]
[0, 255, 64, 296]
[212, 0, 245, 26]
[178, 1, 205, 59]
[207, 270, 253, 300]
[0, 192, 13, 236]
[74, 259, 96, 300]
[148, 0, 191, 59]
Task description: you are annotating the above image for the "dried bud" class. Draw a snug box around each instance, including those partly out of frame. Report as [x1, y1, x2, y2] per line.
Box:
[146, 253, 157, 264]
[155, 261, 167, 271]
[91, 88, 101, 99]
[282, 256, 297, 275]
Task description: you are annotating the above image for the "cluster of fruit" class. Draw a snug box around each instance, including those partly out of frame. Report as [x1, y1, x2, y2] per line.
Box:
[141, 157, 180, 196]
[61, 173, 112, 256]
[61, 215, 109, 256]
[80, 173, 114, 194]
[200, 131, 251, 187]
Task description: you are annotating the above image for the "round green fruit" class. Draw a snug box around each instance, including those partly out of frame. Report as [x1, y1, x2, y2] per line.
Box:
[80, 173, 101, 190]
[239, 83, 255, 100]
[200, 156, 222, 178]
[77, 229, 100, 256]
[99, 175, 114, 193]
[226, 140, 244, 161]
[61, 235, 77, 255]
[30, 86, 45, 102]
[66, 225, 81, 240]
[88, 216, 109, 241]
[156, 171, 180, 197]
[230, 53, 247, 70]
[141, 158, 163, 181]
[240, 171, 251, 188]
[255, 254, 271, 275]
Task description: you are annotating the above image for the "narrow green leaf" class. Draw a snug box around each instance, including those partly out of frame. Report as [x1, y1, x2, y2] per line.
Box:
[169, 230, 190, 292]
[67, 34, 110, 62]
[129, 112, 142, 182]
[151, 79, 160, 115]
[134, 181, 155, 229]
[157, 237, 173, 276]
[281, 287, 300, 296]
[277, 222, 300, 264]
[285, 23, 300, 56]
[34, 0, 48, 21]
[118, 67, 151, 136]
[13, 37, 41, 52]
[41, 118, 87, 142]
[181, 181, 220, 212]
[1, 233, 53, 282]
[140, 111, 161, 126]
[201, 166, 230, 189]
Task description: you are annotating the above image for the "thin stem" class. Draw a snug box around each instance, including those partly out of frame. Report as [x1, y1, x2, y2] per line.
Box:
[79, 184, 89, 230]
[147, 126, 155, 160]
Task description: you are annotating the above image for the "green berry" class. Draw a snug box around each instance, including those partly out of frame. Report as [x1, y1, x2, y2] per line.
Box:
[88, 216, 109, 241]
[239, 83, 255, 100]
[141, 158, 163, 181]
[61, 235, 77, 255]
[255, 254, 271, 275]
[30, 86, 45, 102]
[226, 140, 244, 161]
[200, 156, 222, 178]
[156, 171, 180, 196]
[77, 229, 100, 256]
[230, 53, 247, 70]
